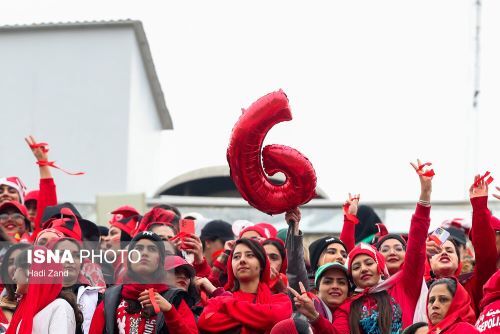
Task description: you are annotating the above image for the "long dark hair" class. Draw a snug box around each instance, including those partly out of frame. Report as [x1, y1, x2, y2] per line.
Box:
[230, 238, 267, 292]
[349, 291, 394, 334]
[58, 289, 84, 334]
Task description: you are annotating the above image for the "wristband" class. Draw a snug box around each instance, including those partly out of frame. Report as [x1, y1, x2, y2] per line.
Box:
[418, 199, 431, 207]
[308, 312, 320, 323]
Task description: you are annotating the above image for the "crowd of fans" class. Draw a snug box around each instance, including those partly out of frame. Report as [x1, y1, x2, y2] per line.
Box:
[0, 137, 498, 333]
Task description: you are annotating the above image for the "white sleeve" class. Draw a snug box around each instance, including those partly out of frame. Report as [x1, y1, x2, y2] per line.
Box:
[48, 299, 76, 334]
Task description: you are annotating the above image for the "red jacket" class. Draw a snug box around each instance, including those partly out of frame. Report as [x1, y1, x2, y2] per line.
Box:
[198, 243, 292, 334]
[32, 178, 57, 240]
[197, 287, 292, 334]
[475, 270, 500, 333]
[310, 306, 350, 334]
[464, 196, 498, 315]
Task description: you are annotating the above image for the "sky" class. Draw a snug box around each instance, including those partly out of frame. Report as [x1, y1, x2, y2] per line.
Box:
[2, 0, 500, 203]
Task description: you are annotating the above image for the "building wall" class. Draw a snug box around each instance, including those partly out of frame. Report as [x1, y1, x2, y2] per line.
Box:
[127, 32, 163, 196]
[0, 27, 135, 202]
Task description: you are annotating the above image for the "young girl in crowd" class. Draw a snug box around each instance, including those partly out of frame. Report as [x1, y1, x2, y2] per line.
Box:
[8, 246, 83, 334]
[426, 277, 478, 333]
[89, 231, 197, 334]
[290, 262, 351, 334]
[198, 238, 293, 333]
[341, 160, 432, 333]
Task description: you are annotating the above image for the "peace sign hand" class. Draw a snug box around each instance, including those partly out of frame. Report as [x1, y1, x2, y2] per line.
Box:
[287, 282, 318, 322]
[344, 193, 360, 216]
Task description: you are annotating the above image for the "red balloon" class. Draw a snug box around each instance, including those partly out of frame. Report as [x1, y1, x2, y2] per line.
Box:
[227, 90, 317, 215]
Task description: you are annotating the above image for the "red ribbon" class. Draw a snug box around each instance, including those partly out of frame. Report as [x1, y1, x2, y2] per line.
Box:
[417, 162, 435, 177]
[36, 160, 85, 176]
[29, 142, 49, 153]
[148, 288, 161, 313]
[474, 171, 494, 187]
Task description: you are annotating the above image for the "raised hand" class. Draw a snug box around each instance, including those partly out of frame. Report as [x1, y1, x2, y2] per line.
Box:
[179, 234, 204, 264]
[25, 135, 49, 162]
[224, 240, 235, 252]
[285, 207, 301, 235]
[469, 174, 489, 198]
[288, 282, 318, 321]
[345, 193, 360, 216]
[25, 135, 52, 179]
[410, 159, 433, 203]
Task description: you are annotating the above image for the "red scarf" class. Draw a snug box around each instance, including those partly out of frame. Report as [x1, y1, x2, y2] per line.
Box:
[427, 277, 476, 333]
[122, 276, 169, 299]
[7, 246, 63, 334]
[122, 282, 169, 300]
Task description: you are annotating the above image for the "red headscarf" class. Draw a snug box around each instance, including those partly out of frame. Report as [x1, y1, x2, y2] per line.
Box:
[224, 239, 272, 303]
[426, 276, 476, 333]
[348, 243, 389, 279]
[135, 207, 177, 235]
[7, 246, 64, 334]
[479, 270, 500, 311]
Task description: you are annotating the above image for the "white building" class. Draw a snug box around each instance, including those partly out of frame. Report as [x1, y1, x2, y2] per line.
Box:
[0, 20, 173, 203]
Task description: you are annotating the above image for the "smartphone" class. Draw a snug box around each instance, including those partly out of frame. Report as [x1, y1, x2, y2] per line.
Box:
[180, 219, 195, 235]
[429, 227, 450, 246]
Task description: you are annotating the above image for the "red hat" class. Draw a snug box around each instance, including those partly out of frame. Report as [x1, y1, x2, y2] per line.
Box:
[164, 256, 195, 277]
[348, 243, 389, 278]
[239, 225, 268, 239]
[135, 207, 177, 235]
[0, 201, 29, 217]
[255, 222, 278, 239]
[0, 176, 27, 203]
[110, 215, 140, 237]
[24, 190, 39, 203]
[45, 208, 83, 241]
[109, 205, 139, 223]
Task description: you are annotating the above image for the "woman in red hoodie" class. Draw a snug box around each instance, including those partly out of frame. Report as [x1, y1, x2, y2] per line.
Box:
[426, 175, 497, 315]
[198, 238, 293, 334]
[89, 231, 198, 334]
[341, 160, 432, 333]
[475, 269, 500, 333]
[426, 277, 478, 333]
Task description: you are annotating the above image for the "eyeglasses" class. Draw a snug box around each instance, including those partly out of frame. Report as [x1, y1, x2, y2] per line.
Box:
[0, 213, 25, 222]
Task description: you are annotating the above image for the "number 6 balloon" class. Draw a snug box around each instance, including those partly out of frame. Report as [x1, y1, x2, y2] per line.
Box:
[227, 90, 317, 215]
